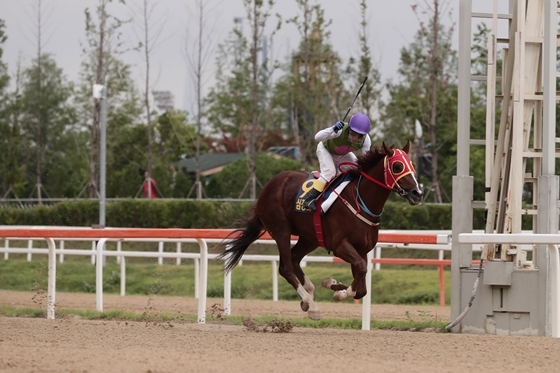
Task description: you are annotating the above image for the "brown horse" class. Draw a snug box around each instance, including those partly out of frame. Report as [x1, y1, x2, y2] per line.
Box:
[216, 141, 423, 320]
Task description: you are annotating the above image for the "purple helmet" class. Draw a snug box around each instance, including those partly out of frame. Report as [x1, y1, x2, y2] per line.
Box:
[348, 113, 371, 135]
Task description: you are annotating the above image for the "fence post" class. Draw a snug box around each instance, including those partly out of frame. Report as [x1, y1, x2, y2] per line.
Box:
[91, 241, 95, 265]
[27, 239, 32, 262]
[120, 256, 126, 296]
[439, 264, 445, 307]
[224, 269, 231, 315]
[196, 239, 208, 324]
[176, 242, 181, 265]
[116, 241, 122, 264]
[272, 260, 278, 301]
[362, 249, 373, 330]
[194, 259, 199, 299]
[158, 241, 164, 265]
[59, 240, 65, 263]
[45, 237, 56, 320]
[95, 238, 109, 312]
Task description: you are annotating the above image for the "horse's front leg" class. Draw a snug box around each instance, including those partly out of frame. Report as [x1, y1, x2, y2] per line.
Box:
[350, 261, 368, 299]
[322, 241, 367, 301]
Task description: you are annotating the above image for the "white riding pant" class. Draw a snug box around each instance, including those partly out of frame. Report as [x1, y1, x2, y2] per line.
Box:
[316, 142, 358, 184]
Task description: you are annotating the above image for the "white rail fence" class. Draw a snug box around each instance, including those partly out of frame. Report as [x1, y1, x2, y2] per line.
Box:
[0, 227, 450, 330]
[1, 237, 452, 295]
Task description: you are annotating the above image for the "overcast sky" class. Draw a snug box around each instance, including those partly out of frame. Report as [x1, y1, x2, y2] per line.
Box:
[1, 0, 497, 115]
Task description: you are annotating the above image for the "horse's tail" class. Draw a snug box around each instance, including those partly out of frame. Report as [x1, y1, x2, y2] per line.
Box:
[217, 213, 266, 273]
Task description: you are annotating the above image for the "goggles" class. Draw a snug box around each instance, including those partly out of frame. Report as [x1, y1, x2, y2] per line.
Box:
[349, 129, 365, 138]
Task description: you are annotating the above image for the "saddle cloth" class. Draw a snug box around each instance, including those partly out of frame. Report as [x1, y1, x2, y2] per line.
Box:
[295, 173, 352, 214]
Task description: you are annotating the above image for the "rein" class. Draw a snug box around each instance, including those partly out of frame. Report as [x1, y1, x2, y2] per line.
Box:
[358, 168, 410, 198]
[337, 162, 386, 226]
[335, 188, 380, 227]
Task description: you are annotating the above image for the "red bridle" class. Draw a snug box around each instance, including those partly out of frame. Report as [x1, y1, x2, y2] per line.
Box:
[342, 149, 417, 194]
[383, 149, 416, 190]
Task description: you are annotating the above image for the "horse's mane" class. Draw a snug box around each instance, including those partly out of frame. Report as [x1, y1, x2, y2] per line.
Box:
[345, 145, 388, 177]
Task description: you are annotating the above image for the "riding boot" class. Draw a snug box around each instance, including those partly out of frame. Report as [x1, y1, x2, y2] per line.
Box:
[302, 187, 322, 211]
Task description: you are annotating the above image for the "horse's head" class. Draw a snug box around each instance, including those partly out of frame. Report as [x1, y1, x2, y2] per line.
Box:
[381, 141, 423, 205]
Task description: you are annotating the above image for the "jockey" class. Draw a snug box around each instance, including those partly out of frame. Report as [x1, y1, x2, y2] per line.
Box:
[302, 112, 372, 211]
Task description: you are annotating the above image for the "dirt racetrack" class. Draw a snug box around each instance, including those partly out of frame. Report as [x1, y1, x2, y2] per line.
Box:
[2, 291, 560, 373]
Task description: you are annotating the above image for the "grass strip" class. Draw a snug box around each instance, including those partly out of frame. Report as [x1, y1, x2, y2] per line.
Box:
[0, 305, 449, 332]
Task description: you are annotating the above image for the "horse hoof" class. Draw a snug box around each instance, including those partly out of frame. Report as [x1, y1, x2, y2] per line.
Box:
[333, 289, 348, 301]
[321, 278, 337, 289]
[308, 310, 321, 320]
[300, 300, 310, 312]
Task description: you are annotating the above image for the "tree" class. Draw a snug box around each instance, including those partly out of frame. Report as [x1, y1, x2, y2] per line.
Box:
[156, 110, 208, 198]
[75, 0, 142, 198]
[0, 19, 26, 199]
[381, 0, 457, 203]
[102, 109, 207, 198]
[23, 0, 59, 201]
[243, 0, 280, 199]
[19, 55, 77, 198]
[344, 0, 382, 129]
[205, 0, 280, 199]
[184, 0, 219, 199]
[282, 0, 344, 168]
[206, 153, 300, 198]
[130, 0, 165, 181]
[205, 31, 251, 143]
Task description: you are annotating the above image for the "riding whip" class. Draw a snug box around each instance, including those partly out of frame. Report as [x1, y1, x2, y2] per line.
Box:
[342, 76, 368, 122]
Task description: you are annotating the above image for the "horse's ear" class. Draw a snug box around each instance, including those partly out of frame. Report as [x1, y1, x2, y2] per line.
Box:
[403, 140, 411, 153]
[382, 142, 394, 156]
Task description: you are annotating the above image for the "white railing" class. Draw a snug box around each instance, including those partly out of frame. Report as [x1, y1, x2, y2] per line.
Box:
[2, 236, 455, 266]
[0, 227, 451, 330]
[0, 238, 454, 306]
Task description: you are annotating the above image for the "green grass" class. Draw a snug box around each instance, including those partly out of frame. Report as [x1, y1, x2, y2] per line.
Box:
[0, 305, 449, 332]
[0, 257, 451, 305]
[0, 256, 451, 331]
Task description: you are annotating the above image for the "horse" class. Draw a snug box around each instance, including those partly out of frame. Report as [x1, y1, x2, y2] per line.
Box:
[216, 141, 423, 320]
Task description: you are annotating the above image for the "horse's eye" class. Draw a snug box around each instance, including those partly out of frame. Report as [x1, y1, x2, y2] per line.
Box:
[392, 161, 404, 174]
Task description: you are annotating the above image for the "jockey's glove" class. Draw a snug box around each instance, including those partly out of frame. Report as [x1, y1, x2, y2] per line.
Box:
[332, 121, 344, 133]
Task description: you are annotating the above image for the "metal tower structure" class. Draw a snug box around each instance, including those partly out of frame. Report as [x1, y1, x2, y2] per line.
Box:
[452, 0, 559, 336]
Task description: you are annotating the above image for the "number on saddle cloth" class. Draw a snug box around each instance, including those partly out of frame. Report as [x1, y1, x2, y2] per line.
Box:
[294, 173, 353, 214]
[295, 174, 319, 213]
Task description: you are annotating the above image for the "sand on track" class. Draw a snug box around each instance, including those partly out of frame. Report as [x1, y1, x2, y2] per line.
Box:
[2, 291, 560, 373]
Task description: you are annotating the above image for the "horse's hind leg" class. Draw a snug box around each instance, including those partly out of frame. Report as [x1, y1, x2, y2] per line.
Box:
[276, 236, 321, 320]
[290, 238, 320, 317]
